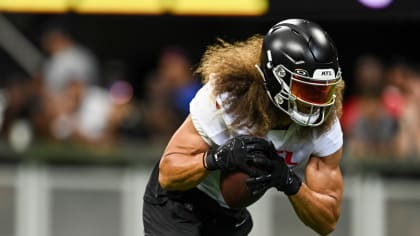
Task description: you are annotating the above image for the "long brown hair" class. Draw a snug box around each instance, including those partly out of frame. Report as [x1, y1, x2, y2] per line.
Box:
[195, 35, 345, 136]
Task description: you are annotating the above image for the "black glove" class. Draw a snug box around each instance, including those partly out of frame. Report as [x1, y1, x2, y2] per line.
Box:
[246, 143, 302, 196]
[204, 135, 272, 177]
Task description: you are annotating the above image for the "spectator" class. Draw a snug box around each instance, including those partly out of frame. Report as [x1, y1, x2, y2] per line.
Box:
[41, 21, 99, 92]
[387, 61, 420, 158]
[102, 59, 144, 142]
[38, 19, 125, 147]
[0, 74, 40, 152]
[142, 47, 201, 142]
[0, 74, 32, 137]
[342, 54, 398, 158]
[341, 54, 384, 133]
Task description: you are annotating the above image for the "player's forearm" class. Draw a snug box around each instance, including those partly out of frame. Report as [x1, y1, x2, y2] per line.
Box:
[159, 152, 208, 191]
[288, 183, 340, 236]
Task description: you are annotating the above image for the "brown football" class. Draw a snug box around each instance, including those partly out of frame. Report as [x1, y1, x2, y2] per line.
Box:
[220, 169, 268, 209]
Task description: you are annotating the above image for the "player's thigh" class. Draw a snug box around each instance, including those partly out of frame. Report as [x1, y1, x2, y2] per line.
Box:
[143, 200, 201, 236]
[201, 208, 253, 236]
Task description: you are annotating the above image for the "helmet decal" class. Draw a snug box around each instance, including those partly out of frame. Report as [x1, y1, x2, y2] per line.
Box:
[294, 69, 309, 76]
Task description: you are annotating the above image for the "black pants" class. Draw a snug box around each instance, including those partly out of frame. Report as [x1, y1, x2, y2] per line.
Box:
[143, 163, 253, 236]
[143, 188, 253, 236]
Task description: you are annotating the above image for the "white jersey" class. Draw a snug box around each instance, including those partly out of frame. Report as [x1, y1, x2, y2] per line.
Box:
[190, 81, 343, 208]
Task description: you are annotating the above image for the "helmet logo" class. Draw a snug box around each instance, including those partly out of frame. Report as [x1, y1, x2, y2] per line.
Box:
[295, 69, 309, 76]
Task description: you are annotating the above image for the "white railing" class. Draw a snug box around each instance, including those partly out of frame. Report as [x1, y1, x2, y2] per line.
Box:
[1, 164, 420, 236]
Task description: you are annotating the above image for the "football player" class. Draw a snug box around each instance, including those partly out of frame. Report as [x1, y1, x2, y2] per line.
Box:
[143, 18, 345, 236]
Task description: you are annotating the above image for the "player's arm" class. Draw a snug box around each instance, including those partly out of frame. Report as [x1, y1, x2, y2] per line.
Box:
[246, 146, 343, 235]
[288, 148, 343, 236]
[158, 115, 210, 191]
[159, 114, 273, 191]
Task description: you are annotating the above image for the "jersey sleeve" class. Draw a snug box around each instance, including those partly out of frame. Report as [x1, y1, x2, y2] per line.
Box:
[189, 81, 230, 146]
[312, 118, 344, 157]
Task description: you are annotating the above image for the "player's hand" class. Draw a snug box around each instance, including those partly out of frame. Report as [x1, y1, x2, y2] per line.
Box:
[204, 135, 271, 177]
[246, 144, 302, 196]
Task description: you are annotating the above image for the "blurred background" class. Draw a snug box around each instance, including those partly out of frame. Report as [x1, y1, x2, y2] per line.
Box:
[0, 0, 420, 235]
